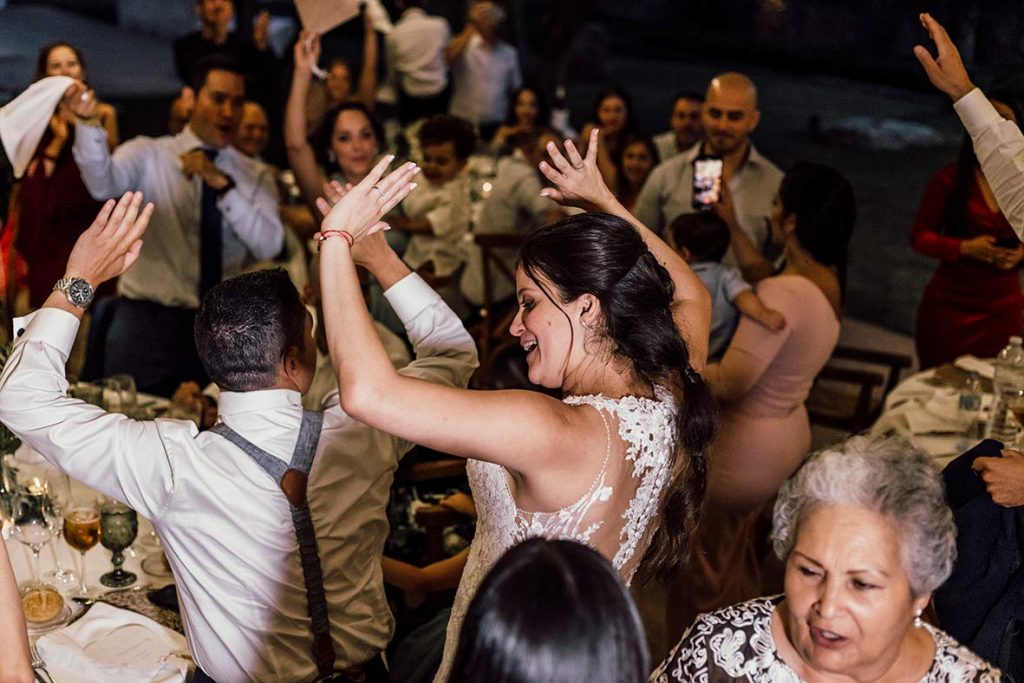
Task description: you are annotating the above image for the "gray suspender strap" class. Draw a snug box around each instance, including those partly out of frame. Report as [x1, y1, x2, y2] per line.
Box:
[210, 410, 335, 677]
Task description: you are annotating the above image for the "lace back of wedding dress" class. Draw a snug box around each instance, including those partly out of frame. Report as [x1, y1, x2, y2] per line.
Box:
[556, 386, 678, 582]
[433, 387, 678, 682]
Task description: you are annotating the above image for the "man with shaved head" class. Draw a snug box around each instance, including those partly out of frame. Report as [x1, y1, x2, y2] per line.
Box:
[634, 72, 782, 261]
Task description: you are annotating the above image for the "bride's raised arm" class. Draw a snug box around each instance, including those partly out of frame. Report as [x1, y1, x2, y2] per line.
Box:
[538, 129, 711, 370]
[317, 158, 608, 479]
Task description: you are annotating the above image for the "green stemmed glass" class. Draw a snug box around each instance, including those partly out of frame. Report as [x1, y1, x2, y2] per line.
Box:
[99, 502, 138, 587]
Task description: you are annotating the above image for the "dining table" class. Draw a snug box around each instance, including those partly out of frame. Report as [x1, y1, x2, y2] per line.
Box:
[869, 355, 1000, 468]
[3, 387, 196, 683]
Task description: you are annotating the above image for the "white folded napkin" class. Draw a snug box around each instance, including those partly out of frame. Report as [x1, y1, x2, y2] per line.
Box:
[0, 76, 74, 178]
[36, 602, 190, 683]
[955, 355, 995, 380]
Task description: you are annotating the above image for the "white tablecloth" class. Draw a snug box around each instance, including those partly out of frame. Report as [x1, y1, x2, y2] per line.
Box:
[870, 365, 993, 468]
[4, 442, 188, 681]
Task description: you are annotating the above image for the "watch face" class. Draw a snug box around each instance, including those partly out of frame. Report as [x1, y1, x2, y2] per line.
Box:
[67, 279, 94, 307]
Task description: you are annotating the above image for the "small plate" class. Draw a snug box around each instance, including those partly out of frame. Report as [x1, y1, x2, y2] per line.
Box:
[26, 602, 77, 636]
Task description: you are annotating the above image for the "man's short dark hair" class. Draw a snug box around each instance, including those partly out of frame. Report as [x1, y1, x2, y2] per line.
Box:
[417, 115, 477, 161]
[673, 90, 704, 105]
[188, 54, 246, 93]
[670, 212, 731, 263]
[195, 269, 307, 392]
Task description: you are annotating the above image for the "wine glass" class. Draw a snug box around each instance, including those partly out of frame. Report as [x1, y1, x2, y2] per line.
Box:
[13, 493, 55, 586]
[40, 469, 76, 587]
[99, 502, 138, 587]
[63, 495, 101, 597]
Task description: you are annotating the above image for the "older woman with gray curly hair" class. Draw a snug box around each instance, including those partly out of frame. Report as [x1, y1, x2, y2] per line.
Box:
[654, 435, 999, 683]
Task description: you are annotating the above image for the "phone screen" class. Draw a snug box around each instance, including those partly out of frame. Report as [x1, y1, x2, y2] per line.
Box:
[692, 156, 724, 210]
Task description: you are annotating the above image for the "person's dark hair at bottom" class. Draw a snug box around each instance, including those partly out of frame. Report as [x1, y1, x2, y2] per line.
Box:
[448, 538, 650, 683]
[195, 268, 308, 392]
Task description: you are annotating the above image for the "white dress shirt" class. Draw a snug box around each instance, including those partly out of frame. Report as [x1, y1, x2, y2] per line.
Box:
[386, 8, 451, 98]
[633, 141, 783, 262]
[448, 34, 521, 125]
[955, 87, 1024, 239]
[402, 174, 472, 278]
[73, 123, 284, 309]
[459, 155, 553, 306]
[653, 130, 683, 163]
[0, 274, 478, 683]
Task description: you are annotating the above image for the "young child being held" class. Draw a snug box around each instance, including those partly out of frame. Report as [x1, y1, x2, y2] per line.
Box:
[391, 115, 477, 283]
[671, 212, 786, 358]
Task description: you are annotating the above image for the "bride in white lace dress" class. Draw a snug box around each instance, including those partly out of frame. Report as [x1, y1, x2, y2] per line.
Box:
[316, 131, 716, 682]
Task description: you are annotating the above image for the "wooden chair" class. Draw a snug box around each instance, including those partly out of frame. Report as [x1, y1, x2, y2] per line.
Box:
[468, 233, 525, 387]
[807, 345, 913, 433]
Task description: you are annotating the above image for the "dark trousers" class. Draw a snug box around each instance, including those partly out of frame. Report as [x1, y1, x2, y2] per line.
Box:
[194, 653, 390, 683]
[82, 296, 207, 397]
[397, 87, 450, 126]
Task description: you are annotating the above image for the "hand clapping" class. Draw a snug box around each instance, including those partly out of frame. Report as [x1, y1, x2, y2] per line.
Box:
[317, 155, 419, 245]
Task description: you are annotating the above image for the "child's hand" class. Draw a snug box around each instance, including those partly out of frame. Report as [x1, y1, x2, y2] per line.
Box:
[761, 309, 787, 332]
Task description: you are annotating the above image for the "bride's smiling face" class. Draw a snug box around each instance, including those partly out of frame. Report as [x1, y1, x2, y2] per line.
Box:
[509, 267, 581, 388]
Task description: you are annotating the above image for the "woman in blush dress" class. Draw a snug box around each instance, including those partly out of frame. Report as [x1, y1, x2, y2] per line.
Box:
[315, 130, 716, 682]
[667, 162, 855, 641]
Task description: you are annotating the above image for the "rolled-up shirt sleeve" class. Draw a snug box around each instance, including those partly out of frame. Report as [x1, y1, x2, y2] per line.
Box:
[955, 87, 1024, 239]
[0, 309, 183, 520]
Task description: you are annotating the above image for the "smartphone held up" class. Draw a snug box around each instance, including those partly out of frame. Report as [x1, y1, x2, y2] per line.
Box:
[692, 155, 723, 211]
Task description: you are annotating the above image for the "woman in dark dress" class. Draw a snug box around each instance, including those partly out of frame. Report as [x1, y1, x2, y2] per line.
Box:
[912, 95, 1024, 369]
[15, 42, 118, 308]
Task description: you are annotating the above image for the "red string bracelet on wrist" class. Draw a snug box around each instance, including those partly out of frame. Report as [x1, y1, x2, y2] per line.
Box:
[315, 229, 354, 251]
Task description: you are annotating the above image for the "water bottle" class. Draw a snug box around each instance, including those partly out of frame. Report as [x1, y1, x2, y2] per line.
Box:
[987, 336, 1024, 443]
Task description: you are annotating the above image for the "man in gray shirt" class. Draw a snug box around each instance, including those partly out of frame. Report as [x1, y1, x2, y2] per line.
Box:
[634, 72, 782, 260]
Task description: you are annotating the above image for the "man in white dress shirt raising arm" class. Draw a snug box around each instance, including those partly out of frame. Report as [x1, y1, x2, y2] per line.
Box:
[915, 12, 1024, 240]
[0, 182, 477, 682]
[66, 54, 283, 396]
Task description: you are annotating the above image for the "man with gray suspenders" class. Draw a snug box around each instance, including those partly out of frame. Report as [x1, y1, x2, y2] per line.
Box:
[0, 178, 476, 680]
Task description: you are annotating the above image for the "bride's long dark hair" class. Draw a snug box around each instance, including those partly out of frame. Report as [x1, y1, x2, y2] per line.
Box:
[518, 212, 717, 579]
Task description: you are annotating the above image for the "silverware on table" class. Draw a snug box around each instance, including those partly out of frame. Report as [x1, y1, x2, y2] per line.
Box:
[30, 640, 55, 683]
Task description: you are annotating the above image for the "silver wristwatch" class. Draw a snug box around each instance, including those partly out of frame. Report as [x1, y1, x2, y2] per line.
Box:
[53, 277, 95, 309]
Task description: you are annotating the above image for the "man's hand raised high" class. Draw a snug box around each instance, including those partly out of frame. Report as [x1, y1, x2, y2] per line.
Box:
[65, 191, 153, 288]
[913, 12, 976, 101]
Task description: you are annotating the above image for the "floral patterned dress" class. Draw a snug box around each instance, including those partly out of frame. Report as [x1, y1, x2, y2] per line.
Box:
[653, 595, 1001, 683]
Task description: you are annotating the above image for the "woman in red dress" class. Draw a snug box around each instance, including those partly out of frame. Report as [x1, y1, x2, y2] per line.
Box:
[14, 42, 118, 308]
[912, 96, 1024, 369]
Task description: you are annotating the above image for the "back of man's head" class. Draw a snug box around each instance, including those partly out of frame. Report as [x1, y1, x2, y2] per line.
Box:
[195, 269, 308, 392]
[670, 212, 731, 263]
